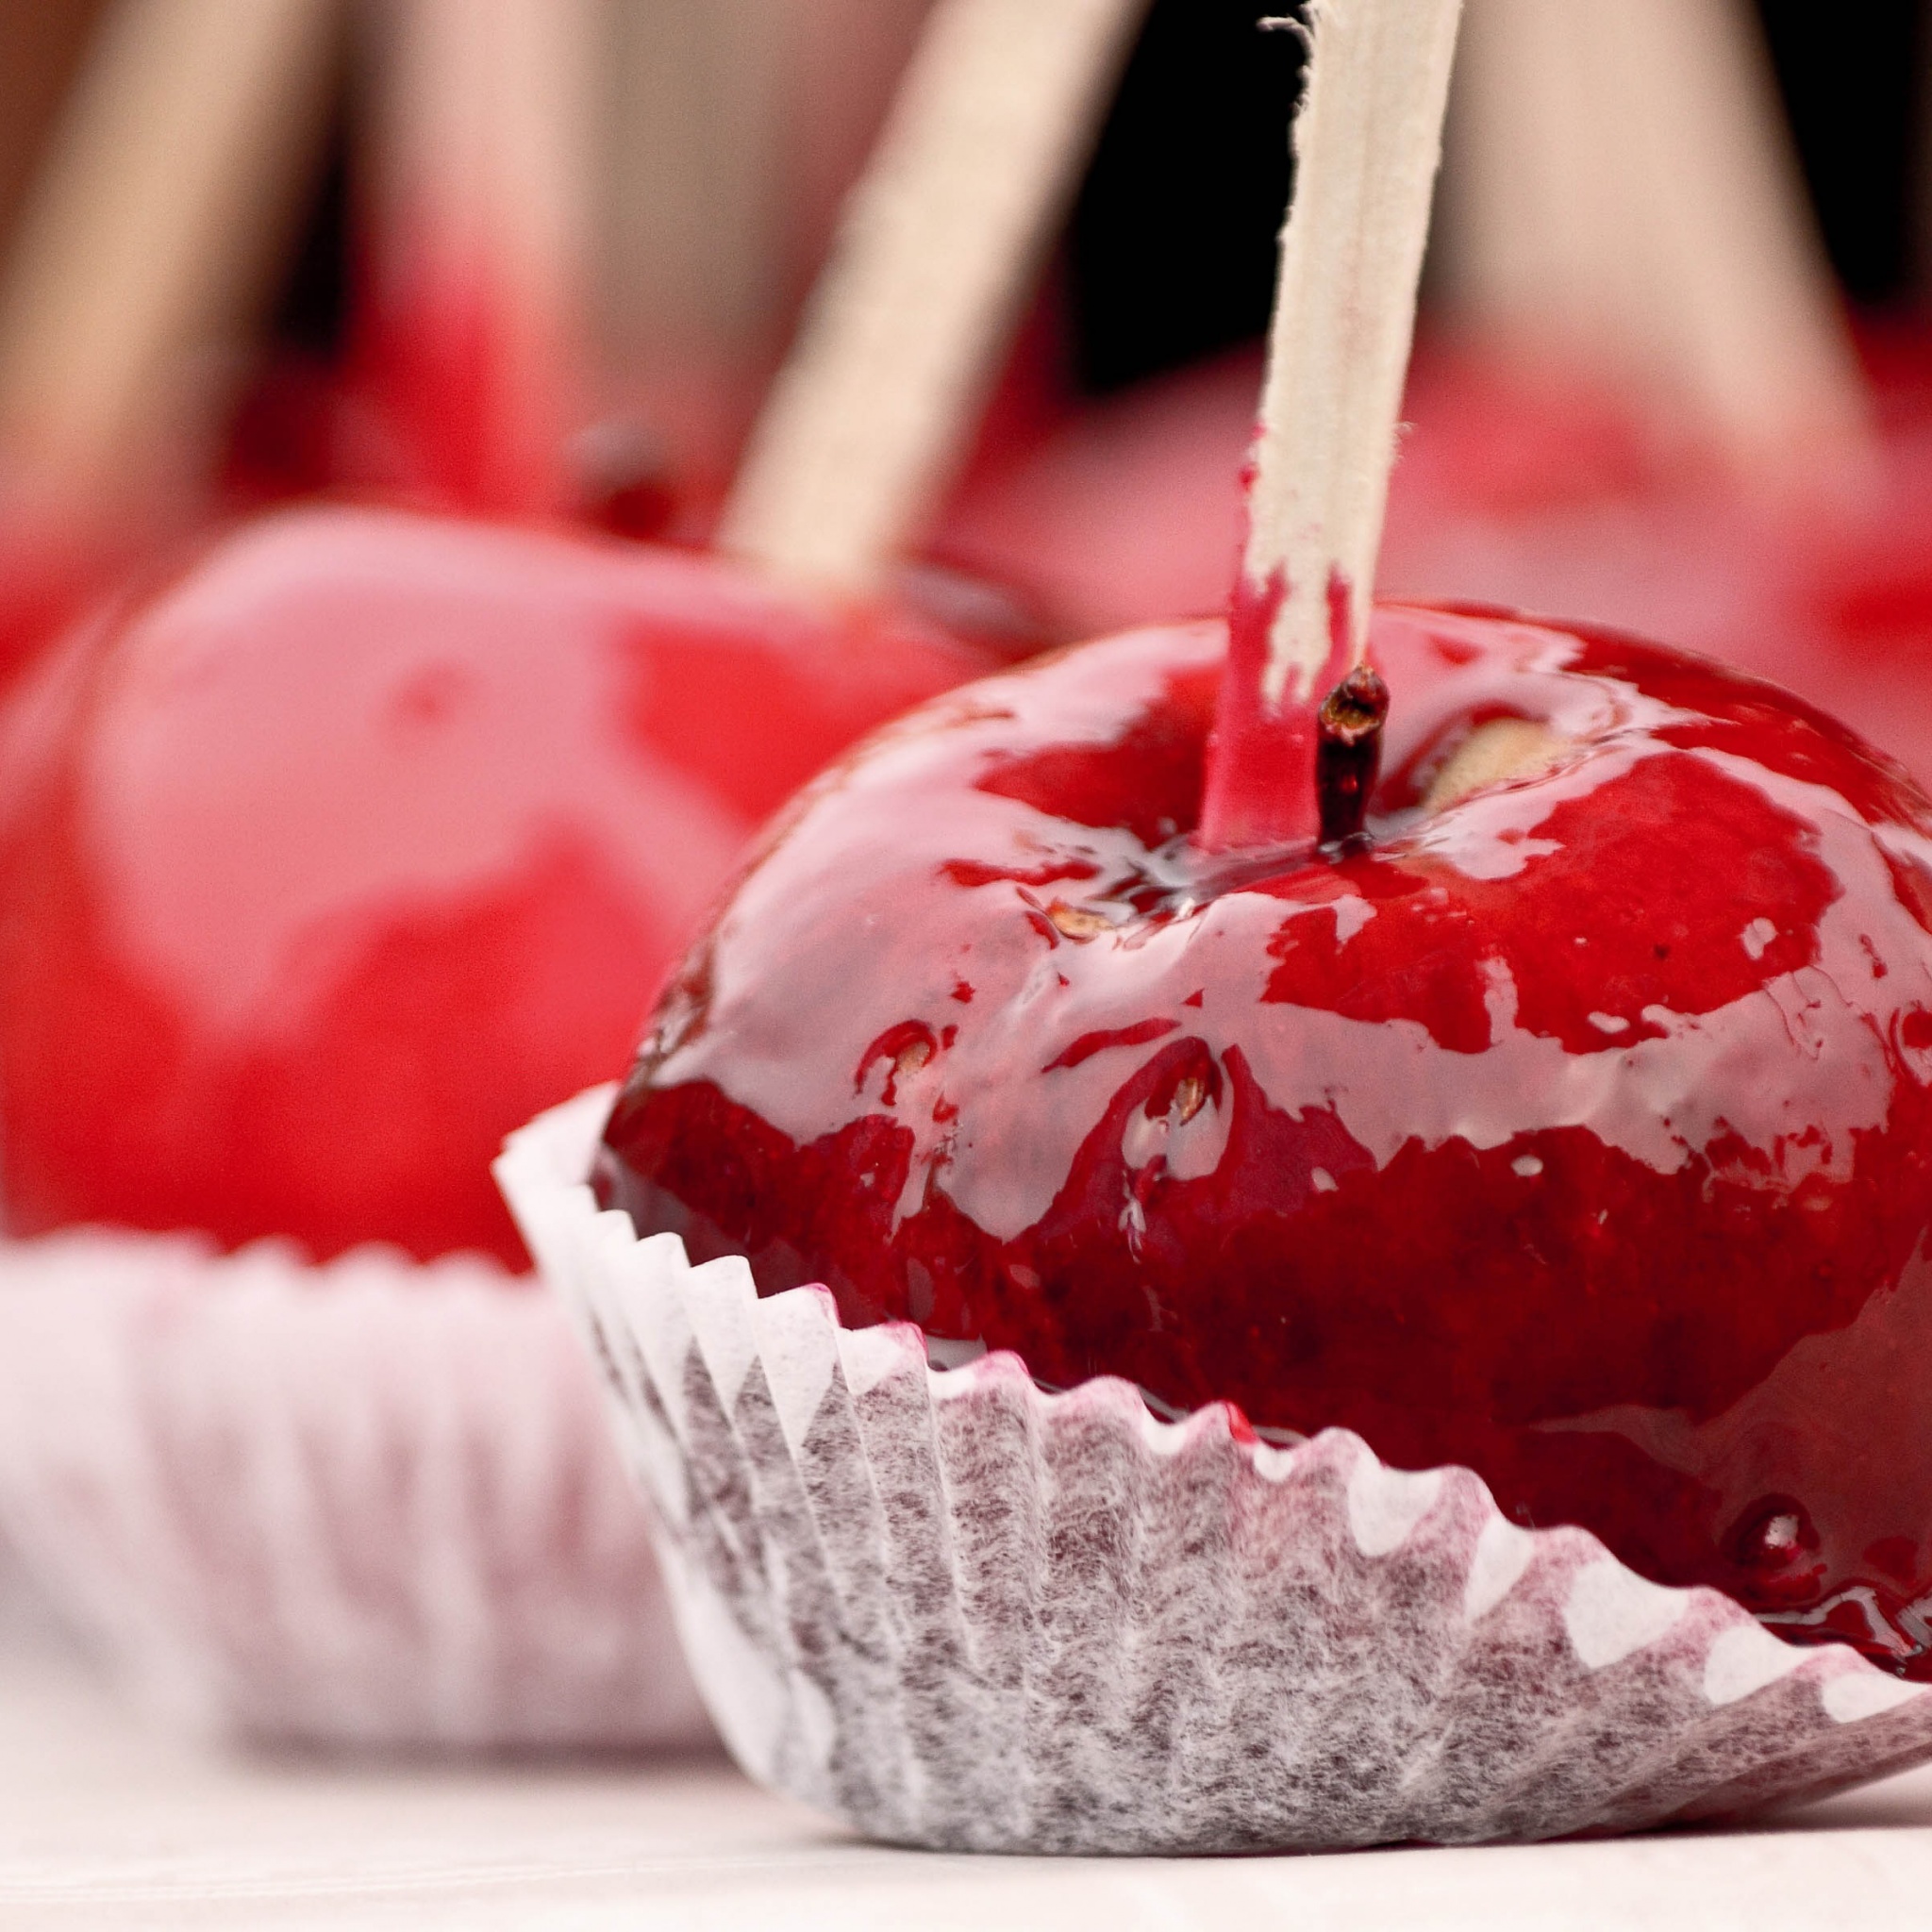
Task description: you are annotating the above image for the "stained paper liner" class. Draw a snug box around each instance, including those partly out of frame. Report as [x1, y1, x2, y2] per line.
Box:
[0, 1222, 710, 1750]
[501, 1087, 1932, 1853]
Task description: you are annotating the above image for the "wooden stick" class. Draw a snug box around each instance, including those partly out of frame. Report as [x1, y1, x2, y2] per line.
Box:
[0, 1, 106, 256]
[603, 0, 937, 358]
[1199, 0, 1462, 853]
[362, 0, 601, 516]
[718, 0, 1147, 598]
[601, 0, 782, 363]
[771, 0, 944, 317]
[0, 0, 340, 518]
[1439, 0, 1867, 472]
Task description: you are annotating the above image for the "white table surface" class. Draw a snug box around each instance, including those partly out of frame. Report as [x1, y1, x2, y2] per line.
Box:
[5, 1605, 1932, 1931]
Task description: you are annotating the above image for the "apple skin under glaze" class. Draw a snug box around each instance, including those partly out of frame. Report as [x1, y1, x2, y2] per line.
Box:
[0, 505, 993, 1269]
[598, 604, 1932, 1675]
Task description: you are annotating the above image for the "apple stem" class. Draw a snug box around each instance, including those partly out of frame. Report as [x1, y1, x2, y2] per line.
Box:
[1438, 0, 1868, 475]
[1198, 0, 1462, 853]
[717, 0, 1147, 600]
[1315, 664, 1389, 845]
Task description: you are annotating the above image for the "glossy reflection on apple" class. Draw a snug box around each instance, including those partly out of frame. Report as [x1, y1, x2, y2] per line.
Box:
[0, 504, 994, 1268]
[597, 603, 1932, 1676]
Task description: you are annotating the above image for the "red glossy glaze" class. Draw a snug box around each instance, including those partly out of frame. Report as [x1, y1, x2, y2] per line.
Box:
[1197, 566, 1352, 852]
[353, 206, 580, 520]
[0, 504, 994, 1269]
[599, 605, 1932, 1675]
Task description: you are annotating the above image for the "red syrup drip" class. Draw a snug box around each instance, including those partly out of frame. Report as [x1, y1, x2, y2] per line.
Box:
[596, 604, 1932, 1677]
[352, 222, 577, 520]
[1197, 563, 1354, 853]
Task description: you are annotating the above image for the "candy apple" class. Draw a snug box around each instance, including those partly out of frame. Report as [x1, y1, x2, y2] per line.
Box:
[0, 504, 995, 1269]
[596, 601, 1932, 1676]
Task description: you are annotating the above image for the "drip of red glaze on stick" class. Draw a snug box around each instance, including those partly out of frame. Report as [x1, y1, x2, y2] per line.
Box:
[356, 0, 596, 519]
[1204, 558, 1353, 848]
[721, 0, 1147, 601]
[1198, 0, 1464, 852]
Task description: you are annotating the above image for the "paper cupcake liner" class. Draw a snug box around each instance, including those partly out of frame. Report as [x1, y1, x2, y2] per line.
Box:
[0, 1218, 710, 1751]
[500, 1087, 1932, 1853]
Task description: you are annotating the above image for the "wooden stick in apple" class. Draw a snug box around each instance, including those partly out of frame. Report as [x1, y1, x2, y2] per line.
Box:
[359, 0, 599, 517]
[600, 0, 937, 489]
[718, 0, 1149, 598]
[599, 0, 782, 477]
[0, 0, 339, 520]
[1440, 0, 1867, 472]
[0, 1, 105, 258]
[1198, 0, 1462, 853]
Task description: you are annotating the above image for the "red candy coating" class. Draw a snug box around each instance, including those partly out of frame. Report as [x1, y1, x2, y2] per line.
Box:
[0, 505, 994, 1268]
[597, 606, 1932, 1674]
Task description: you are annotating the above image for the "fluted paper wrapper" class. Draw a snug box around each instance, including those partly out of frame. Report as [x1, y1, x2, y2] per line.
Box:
[502, 1087, 1932, 1853]
[0, 1224, 709, 1750]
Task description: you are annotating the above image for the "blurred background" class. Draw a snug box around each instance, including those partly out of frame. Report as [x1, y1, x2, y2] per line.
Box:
[0, 0, 1928, 1794]
[0, 0, 1923, 549]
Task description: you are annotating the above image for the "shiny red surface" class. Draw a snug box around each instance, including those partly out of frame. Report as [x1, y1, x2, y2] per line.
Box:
[1197, 565, 1350, 851]
[0, 505, 994, 1269]
[599, 606, 1932, 1674]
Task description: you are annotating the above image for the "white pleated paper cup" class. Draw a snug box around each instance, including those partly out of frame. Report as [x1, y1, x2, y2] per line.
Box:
[500, 1086, 1932, 1853]
[0, 1220, 710, 1751]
